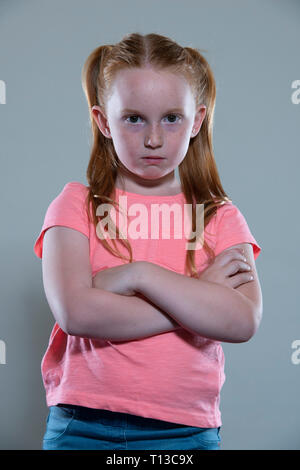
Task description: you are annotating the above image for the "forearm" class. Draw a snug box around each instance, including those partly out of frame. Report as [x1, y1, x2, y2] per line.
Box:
[67, 287, 181, 341]
[136, 263, 256, 343]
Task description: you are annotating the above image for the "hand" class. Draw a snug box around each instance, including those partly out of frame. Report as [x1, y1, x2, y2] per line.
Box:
[198, 247, 253, 289]
[92, 262, 141, 296]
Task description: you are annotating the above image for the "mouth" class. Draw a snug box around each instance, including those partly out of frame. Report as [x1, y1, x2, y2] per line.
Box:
[142, 156, 164, 159]
[142, 156, 165, 164]
[142, 156, 165, 160]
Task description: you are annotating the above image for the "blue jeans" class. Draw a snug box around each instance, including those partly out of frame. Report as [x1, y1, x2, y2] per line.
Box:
[42, 404, 221, 450]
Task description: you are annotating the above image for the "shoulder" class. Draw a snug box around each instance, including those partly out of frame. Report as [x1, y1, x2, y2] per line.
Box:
[62, 181, 89, 196]
[215, 200, 239, 217]
[213, 200, 262, 260]
[33, 181, 90, 259]
[53, 181, 90, 207]
[214, 200, 247, 227]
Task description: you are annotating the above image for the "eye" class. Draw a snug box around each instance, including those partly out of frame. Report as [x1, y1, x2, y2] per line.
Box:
[125, 115, 142, 124]
[164, 114, 181, 123]
[124, 113, 182, 125]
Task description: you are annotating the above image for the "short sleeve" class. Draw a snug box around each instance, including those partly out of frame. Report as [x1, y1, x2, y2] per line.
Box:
[214, 202, 262, 260]
[33, 182, 90, 259]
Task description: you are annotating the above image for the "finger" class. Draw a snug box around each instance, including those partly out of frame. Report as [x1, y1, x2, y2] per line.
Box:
[217, 249, 247, 267]
[217, 248, 245, 263]
[227, 271, 254, 289]
[224, 259, 252, 276]
[222, 246, 245, 255]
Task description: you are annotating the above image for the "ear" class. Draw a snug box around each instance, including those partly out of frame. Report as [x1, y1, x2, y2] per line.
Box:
[91, 105, 112, 139]
[191, 105, 206, 137]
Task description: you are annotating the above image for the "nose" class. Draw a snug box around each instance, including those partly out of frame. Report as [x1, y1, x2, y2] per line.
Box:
[144, 123, 163, 148]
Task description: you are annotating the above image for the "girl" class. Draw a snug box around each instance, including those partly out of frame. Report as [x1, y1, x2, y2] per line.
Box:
[34, 32, 262, 451]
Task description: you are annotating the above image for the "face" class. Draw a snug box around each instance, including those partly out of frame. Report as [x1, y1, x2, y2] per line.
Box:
[92, 66, 206, 192]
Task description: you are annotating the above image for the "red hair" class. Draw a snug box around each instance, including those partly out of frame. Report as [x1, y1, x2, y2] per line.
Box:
[81, 32, 231, 278]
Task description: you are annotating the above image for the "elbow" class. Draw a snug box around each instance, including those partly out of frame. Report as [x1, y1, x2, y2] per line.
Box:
[63, 287, 94, 337]
[65, 316, 84, 338]
[64, 317, 75, 336]
[46, 299, 75, 336]
[64, 306, 81, 336]
[56, 308, 74, 336]
[239, 302, 263, 343]
[62, 296, 81, 337]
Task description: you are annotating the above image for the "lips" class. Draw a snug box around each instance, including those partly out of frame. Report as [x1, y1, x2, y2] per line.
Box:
[142, 156, 164, 159]
[142, 156, 165, 164]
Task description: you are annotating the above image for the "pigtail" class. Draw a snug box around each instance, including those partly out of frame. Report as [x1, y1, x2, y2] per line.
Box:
[81, 44, 135, 264]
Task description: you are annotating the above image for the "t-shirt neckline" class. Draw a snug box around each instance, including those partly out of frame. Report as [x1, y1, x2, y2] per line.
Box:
[115, 186, 184, 200]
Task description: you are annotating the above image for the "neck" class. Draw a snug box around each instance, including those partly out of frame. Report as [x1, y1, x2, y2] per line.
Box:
[115, 167, 181, 196]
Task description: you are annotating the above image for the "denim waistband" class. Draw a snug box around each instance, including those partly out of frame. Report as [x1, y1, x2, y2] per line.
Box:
[56, 403, 204, 430]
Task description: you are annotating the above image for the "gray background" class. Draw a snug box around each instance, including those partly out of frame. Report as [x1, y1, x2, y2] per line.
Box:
[0, 0, 299, 450]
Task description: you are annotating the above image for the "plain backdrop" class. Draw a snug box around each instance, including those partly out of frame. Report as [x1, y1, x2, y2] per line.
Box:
[0, 0, 299, 450]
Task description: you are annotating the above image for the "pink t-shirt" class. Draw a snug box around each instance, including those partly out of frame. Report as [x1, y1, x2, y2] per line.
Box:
[33, 181, 261, 428]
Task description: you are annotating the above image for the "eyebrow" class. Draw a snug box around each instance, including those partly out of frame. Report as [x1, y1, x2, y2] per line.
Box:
[121, 108, 185, 115]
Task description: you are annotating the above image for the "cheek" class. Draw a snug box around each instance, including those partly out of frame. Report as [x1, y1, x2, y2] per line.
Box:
[119, 129, 140, 146]
[169, 130, 190, 150]
[111, 132, 140, 164]
[170, 132, 192, 161]
[113, 130, 135, 152]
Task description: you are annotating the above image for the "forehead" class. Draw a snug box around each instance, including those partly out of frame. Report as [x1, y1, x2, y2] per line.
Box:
[108, 67, 194, 111]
